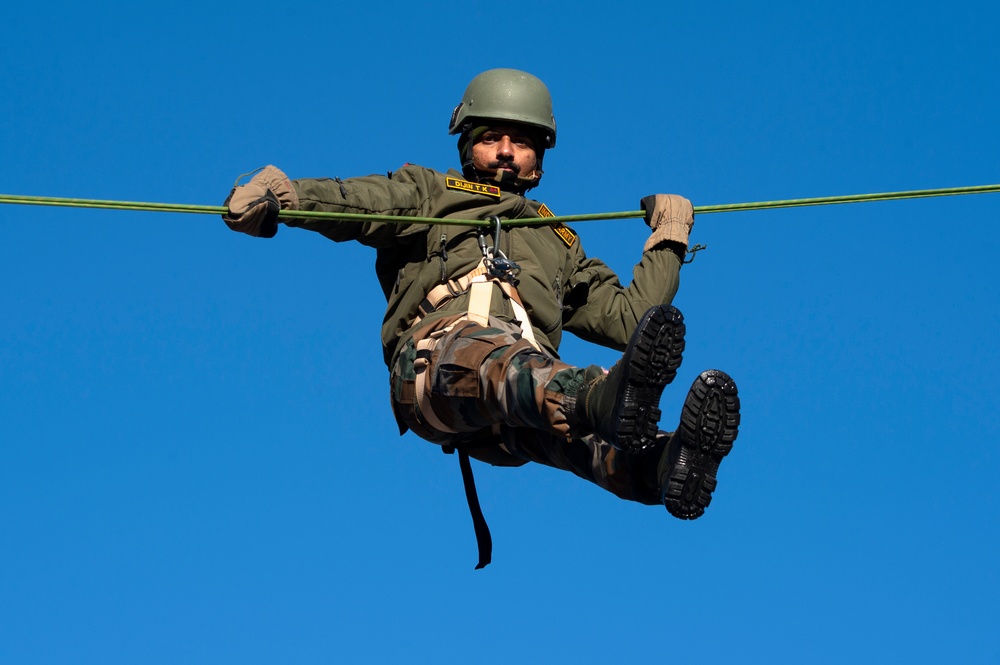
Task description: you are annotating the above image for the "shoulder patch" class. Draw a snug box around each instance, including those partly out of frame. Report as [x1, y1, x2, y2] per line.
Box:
[445, 176, 501, 198]
[536, 203, 576, 247]
[551, 223, 577, 248]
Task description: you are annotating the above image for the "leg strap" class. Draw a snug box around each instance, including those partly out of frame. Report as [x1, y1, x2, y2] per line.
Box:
[413, 326, 458, 434]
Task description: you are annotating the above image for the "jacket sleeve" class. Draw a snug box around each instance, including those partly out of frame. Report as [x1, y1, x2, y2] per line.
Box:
[561, 244, 682, 351]
[283, 166, 440, 248]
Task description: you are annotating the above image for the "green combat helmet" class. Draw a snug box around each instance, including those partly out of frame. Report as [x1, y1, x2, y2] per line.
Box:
[449, 68, 556, 192]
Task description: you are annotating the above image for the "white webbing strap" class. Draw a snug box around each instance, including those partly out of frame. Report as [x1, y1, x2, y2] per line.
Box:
[464, 275, 539, 351]
[413, 327, 458, 434]
[466, 280, 493, 326]
[413, 260, 490, 327]
[415, 256, 541, 352]
[498, 282, 539, 350]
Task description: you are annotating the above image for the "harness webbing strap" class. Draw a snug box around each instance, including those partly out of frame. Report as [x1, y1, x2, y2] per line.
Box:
[457, 448, 492, 570]
[496, 282, 539, 350]
[414, 258, 542, 354]
[413, 261, 490, 326]
[413, 328, 458, 435]
[467, 281, 493, 327]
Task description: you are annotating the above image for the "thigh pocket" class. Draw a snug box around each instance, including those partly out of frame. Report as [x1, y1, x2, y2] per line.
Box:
[431, 324, 503, 398]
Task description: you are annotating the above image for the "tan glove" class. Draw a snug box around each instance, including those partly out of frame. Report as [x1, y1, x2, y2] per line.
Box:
[640, 194, 694, 252]
[222, 165, 300, 238]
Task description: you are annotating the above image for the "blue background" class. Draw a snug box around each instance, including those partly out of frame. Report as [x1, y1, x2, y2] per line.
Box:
[2, 2, 998, 663]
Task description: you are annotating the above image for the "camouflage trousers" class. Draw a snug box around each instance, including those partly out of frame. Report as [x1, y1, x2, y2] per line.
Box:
[390, 315, 660, 505]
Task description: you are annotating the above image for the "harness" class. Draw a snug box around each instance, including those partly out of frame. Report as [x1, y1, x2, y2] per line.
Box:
[411, 216, 535, 569]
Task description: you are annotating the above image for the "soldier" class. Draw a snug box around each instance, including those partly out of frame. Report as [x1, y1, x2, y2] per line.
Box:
[223, 69, 740, 565]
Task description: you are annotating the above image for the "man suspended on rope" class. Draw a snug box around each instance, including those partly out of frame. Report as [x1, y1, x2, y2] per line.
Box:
[222, 69, 740, 565]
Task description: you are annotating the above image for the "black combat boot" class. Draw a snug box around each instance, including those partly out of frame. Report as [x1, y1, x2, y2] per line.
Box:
[572, 305, 686, 451]
[658, 370, 741, 519]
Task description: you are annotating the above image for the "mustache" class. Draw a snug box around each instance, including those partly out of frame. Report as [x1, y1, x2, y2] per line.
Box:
[488, 159, 520, 175]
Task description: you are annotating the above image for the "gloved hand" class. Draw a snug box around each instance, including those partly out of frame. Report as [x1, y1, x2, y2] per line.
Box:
[222, 165, 299, 238]
[640, 194, 694, 253]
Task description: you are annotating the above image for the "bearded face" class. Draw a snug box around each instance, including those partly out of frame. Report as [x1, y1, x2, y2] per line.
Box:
[471, 125, 540, 182]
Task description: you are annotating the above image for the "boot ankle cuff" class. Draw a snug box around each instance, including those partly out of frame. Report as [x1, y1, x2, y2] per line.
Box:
[563, 369, 599, 433]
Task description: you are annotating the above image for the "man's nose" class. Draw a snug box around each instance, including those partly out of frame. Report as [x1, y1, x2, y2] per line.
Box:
[496, 136, 514, 157]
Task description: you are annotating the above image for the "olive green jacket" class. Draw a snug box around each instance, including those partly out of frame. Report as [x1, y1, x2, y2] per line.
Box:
[286, 164, 682, 367]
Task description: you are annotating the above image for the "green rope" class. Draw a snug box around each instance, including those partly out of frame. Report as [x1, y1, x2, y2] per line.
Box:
[2, 182, 998, 227]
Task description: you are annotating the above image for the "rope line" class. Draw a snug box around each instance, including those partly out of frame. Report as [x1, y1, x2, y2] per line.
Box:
[2, 183, 998, 227]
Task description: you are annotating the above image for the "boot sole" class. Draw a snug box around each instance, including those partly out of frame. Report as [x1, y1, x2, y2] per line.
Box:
[614, 305, 686, 452]
[663, 370, 740, 520]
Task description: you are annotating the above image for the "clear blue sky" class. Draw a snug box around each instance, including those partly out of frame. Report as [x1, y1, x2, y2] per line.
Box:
[2, 2, 999, 663]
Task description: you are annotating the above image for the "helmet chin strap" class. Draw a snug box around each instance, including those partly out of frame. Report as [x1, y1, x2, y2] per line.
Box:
[460, 161, 543, 194]
[491, 168, 541, 191]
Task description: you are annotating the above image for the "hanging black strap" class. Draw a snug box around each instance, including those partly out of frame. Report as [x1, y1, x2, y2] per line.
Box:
[453, 447, 492, 569]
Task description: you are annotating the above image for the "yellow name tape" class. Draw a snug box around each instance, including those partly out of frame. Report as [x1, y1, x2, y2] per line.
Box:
[445, 177, 501, 198]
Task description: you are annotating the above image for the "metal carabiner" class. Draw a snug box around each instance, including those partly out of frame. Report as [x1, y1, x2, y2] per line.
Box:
[478, 215, 503, 259]
[484, 214, 504, 258]
[478, 229, 490, 258]
[480, 215, 520, 281]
